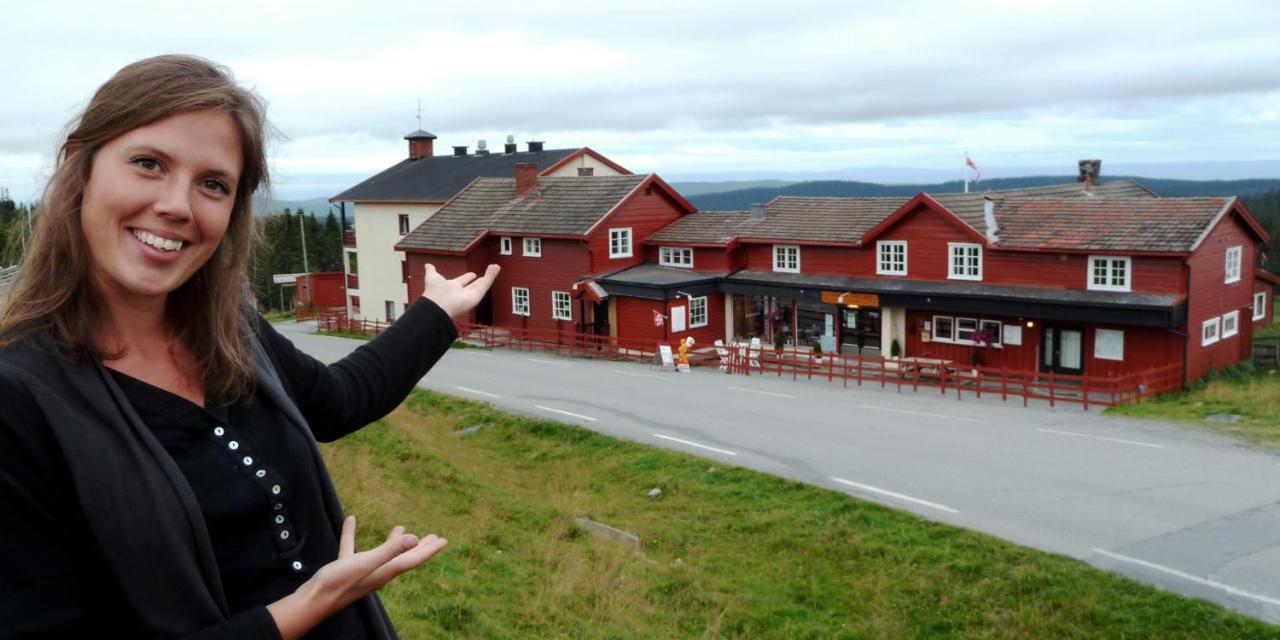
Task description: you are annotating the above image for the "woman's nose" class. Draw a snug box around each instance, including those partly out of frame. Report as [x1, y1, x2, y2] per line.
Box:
[154, 179, 194, 222]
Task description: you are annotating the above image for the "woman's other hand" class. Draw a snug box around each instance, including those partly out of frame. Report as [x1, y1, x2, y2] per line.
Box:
[421, 263, 500, 319]
[267, 516, 447, 640]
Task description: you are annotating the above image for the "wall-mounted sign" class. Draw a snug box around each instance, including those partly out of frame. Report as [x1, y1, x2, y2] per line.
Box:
[821, 291, 880, 307]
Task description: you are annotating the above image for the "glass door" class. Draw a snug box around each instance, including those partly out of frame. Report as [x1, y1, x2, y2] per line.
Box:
[1041, 326, 1084, 374]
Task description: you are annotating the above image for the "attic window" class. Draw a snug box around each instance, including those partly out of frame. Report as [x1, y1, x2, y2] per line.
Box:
[877, 241, 907, 275]
[947, 243, 982, 281]
[577, 167, 594, 176]
[609, 228, 632, 258]
[1088, 256, 1131, 292]
[773, 245, 800, 273]
[659, 246, 693, 268]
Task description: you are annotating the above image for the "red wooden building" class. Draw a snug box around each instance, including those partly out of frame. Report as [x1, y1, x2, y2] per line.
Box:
[295, 271, 346, 309]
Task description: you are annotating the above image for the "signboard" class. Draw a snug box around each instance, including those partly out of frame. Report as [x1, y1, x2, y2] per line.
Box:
[821, 291, 880, 307]
[657, 344, 674, 368]
[1004, 324, 1023, 346]
[671, 305, 686, 332]
[272, 272, 308, 285]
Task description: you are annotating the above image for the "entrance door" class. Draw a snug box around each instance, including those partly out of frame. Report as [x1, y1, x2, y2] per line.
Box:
[474, 292, 493, 325]
[1042, 326, 1084, 374]
[591, 301, 610, 336]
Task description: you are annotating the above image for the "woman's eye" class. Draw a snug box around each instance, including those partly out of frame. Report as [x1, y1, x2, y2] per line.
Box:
[131, 155, 159, 171]
[204, 179, 231, 195]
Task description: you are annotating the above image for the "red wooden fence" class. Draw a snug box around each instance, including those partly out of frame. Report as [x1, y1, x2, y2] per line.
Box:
[313, 312, 1183, 410]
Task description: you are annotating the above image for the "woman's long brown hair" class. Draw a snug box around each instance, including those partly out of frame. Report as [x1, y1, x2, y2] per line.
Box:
[0, 55, 270, 404]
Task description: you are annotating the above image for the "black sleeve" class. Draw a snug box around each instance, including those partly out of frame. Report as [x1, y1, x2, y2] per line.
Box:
[179, 607, 282, 640]
[256, 297, 458, 442]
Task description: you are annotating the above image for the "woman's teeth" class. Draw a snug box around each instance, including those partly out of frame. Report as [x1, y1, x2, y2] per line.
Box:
[132, 229, 184, 252]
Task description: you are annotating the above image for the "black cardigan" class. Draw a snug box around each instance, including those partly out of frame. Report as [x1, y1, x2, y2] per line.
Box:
[0, 298, 457, 638]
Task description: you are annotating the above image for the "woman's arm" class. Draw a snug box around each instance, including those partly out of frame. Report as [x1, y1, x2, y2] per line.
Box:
[261, 264, 498, 442]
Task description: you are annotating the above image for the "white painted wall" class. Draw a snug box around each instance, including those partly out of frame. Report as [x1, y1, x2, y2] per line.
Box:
[544, 153, 625, 177]
[348, 202, 442, 320]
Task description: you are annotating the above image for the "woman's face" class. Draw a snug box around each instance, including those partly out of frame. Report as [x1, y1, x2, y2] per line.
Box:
[80, 109, 243, 307]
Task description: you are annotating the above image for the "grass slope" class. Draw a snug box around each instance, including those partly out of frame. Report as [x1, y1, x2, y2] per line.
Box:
[322, 390, 1278, 639]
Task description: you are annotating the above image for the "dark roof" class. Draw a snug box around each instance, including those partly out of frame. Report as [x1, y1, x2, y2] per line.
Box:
[931, 179, 1157, 236]
[596, 263, 726, 286]
[403, 129, 437, 140]
[991, 197, 1232, 252]
[331, 148, 579, 202]
[396, 175, 648, 252]
[645, 211, 751, 245]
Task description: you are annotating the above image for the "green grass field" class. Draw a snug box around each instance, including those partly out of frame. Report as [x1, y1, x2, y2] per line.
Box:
[321, 390, 1279, 639]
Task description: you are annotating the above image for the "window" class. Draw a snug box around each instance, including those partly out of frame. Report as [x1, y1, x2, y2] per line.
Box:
[933, 316, 955, 342]
[523, 238, 541, 257]
[956, 318, 978, 344]
[1088, 255, 1131, 292]
[773, 245, 800, 273]
[1256, 291, 1269, 321]
[398, 214, 410, 236]
[1095, 329, 1125, 361]
[1222, 310, 1239, 338]
[1225, 246, 1242, 284]
[877, 241, 907, 275]
[948, 243, 982, 280]
[552, 291, 572, 321]
[512, 287, 530, 316]
[609, 228, 632, 258]
[385, 301, 396, 322]
[977, 319, 1002, 347]
[1201, 317, 1219, 346]
[660, 246, 694, 268]
[577, 167, 594, 176]
[689, 296, 708, 328]
[500, 236, 513, 255]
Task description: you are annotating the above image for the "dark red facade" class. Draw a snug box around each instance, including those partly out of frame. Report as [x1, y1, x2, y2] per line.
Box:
[295, 271, 346, 309]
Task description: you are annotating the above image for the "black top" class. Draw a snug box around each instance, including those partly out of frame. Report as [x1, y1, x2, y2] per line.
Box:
[0, 297, 457, 638]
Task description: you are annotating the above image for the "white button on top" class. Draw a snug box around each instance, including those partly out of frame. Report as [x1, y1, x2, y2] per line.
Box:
[228, 441, 240, 451]
[275, 515, 285, 524]
[271, 485, 281, 495]
[255, 470, 267, 478]
[280, 530, 290, 540]
[291, 561, 303, 571]
[213, 427, 225, 437]
[242, 456, 253, 466]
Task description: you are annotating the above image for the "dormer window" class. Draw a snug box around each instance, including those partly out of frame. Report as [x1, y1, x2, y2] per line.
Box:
[773, 245, 800, 273]
[948, 243, 982, 280]
[659, 246, 693, 268]
[1088, 255, 1131, 292]
[877, 241, 907, 275]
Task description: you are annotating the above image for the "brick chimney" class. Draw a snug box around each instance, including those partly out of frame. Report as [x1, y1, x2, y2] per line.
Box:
[1077, 159, 1101, 184]
[515, 163, 538, 195]
[404, 130, 436, 160]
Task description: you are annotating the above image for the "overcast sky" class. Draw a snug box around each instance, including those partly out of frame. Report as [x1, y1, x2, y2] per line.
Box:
[5, 0, 1280, 200]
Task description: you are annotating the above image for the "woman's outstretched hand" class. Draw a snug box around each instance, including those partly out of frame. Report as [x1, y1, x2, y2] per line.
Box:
[421, 263, 500, 319]
[267, 516, 447, 640]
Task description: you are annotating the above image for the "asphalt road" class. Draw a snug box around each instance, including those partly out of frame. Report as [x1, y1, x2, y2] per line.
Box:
[277, 320, 1280, 624]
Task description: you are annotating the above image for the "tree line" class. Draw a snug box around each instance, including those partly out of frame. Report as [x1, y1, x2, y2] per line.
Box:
[1242, 189, 1280, 274]
[250, 208, 345, 311]
[0, 188, 35, 266]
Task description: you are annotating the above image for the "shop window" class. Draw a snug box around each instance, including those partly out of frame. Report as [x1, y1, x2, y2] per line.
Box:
[1095, 329, 1124, 361]
[1201, 317, 1219, 346]
[773, 245, 800, 273]
[948, 243, 982, 280]
[660, 246, 693, 268]
[1088, 255, 1131, 292]
[552, 291, 572, 321]
[512, 287, 531, 316]
[933, 316, 954, 342]
[1222, 310, 1239, 338]
[689, 296, 708, 328]
[1225, 246, 1242, 284]
[523, 238, 541, 257]
[977, 319, 1002, 347]
[1255, 291, 1269, 321]
[956, 318, 978, 344]
[877, 241, 907, 275]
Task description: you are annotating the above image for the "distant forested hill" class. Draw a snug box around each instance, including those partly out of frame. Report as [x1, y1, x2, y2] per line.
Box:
[687, 176, 1280, 211]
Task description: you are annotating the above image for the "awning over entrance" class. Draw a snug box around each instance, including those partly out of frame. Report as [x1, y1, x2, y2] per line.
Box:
[572, 280, 609, 303]
[594, 263, 724, 301]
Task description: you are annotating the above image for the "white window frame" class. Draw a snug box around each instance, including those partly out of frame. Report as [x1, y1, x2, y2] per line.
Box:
[609, 227, 633, 258]
[522, 238, 541, 257]
[932, 316, 955, 342]
[1222, 310, 1239, 338]
[955, 317, 978, 345]
[1094, 328, 1125, 361]
[1225, 246, 1242, 284]
[398, 214, 410, 236]
[1201, 317, 1219, 346]
[978, 319, 1003, 347]
[552, 291, 572, 321]
[877, 241, 908, 275]
[1255, 291, 1269, 321]
[385, 300, 397, 322]
[947, 243, 982, 281]
[500, 236, 513, 255]
[689, 296, 708, 328]
[659, 246, 694, 268]
[511, 287, 531, 316]
[773, 245, 800, 273]
[1087, 255, 1132, 292]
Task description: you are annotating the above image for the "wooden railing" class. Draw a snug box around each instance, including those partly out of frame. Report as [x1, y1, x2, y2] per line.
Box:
[314, 313, 1185, 410]
[1255, 336, 1280, 367]
[345, 273, 359, 290]
[342, 229, 356, 248]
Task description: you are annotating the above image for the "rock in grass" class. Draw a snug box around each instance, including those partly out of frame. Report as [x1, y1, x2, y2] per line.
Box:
[648, 487, 663, 498]
[1205, 414, 1243, 423]
[574, 517, 640, 549]
[453, 422, 492, 437]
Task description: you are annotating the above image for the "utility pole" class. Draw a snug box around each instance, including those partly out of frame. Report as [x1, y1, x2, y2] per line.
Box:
[299, 213, 310, 273]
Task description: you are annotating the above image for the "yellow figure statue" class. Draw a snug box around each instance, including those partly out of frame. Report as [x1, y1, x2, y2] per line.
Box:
[677, 336, 695, 370]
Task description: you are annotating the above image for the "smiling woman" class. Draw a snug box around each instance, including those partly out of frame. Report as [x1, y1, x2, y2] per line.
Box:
[0, 55, 498, 639]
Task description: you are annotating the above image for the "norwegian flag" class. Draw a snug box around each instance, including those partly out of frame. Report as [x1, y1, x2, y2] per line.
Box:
[653, 310, 665, 327]
[965, 155, 981, 183]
